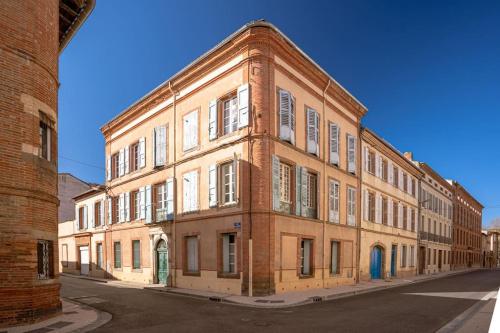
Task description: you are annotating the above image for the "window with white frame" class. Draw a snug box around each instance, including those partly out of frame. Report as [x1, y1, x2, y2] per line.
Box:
[306, 172, 317, 215]
[134, 191, 140, 220]
[278, 89, 295, 144]
[329, 180, 340, 223]
[222, 233, 236, 274]
[223, 96, 238, 135]
[183, 110, 198, 151]
[186, 236, 199, 273]
[347, 187, 356, 226]
[183, 171, 198, 212]
[153, 125, 167, 166]
[331, 241, 340, 275]
[221, 161, 236, 204]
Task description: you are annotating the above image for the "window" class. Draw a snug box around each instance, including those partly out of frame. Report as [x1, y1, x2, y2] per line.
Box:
[381, 158, 388, 181]
[183, 110, 198, 151]
[183, 171, 198, 212]
[114, 242, 121, 269]
[393, 202, 399, 227]
[96, 243, 103, 269]
[411, 179, 416, 196]
[222, 233, 236, 274]
[130, 142, 140, 172]
[306, 108, 319, 156]
[403, 173, 408, 192]
[61, 244, 68, 267]
[39, 119, 51, 161]
[153, 125, 167, 166]
[280, 163, 291, 204]
[278, 89, 295, 144]
[393, 166, 399, 187]
[410, 246, 415, 267]
[221, 161, 236, 204]
[382, 196, 388, 225]
[403, 205, 408, 230]
[368, 150, 376, 174]
[155, 183, 167, 221]
[305, 172, 317, 218]
[223, 96, 238, 135]
[186, 236, 199, 273]
[132, 240, 141, 269]
[133, 190, 140, 220]
[347, 187, 356, 226]
[401, 245, 407, 267]
[37, 240, 53, 279]
[300, 239, 313, 276]
[331, 241, 340, 275]
[329, 180, 340, 223]
[329, 122, 340, 165]
[78, 206, 85, 230]
[368, 191, 375, 222]
[112, 197, 119, 223]
[94, 201, 102, 227]
[347, 134, 357, 174]
[411, 208, 416, 232]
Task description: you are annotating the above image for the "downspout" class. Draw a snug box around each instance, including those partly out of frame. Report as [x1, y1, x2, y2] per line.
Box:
[322, 80, 330, 288]
[247, 47, 254, 297]
[168, 81, 178, 287]
[356, 125, 362, 283]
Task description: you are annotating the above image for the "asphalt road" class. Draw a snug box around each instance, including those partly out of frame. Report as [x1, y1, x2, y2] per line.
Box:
[60, 269, 500, 333]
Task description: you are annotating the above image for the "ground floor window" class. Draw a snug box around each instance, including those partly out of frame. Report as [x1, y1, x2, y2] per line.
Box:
[114, 241, 121, 269]
[222, 233, 236, 274]
[331, 241, 340, 275]
[300, 239, 313, 276]
[186, 236, 199, 273]
[37, 240, 54, 279]
[132, 240, 141, 269]
[96, 243, 103, 269]
[410, 246, 415, 267]
[62, 243, 68, 267]
[401, 245, 407, 267]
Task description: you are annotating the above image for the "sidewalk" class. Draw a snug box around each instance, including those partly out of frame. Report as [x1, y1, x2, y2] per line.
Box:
[63, 268, 480, 308]
[3, 298, 111, 333]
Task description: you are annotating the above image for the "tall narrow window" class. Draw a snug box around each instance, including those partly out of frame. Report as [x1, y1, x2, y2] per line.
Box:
[132, 240, 141, 269]
[221, 162, 236, 204]
[279, 162, 291, 212]
[401, 245, 407, 267]
[154, 126, 167, 166]
[96, 243, 103, 269]
[94, 201, 102, 227]
[393, 166, 399, 187]
[300, 239, 313, 276]
[133, 190, 140, 220]
[278, 89, 295, 144]
[393, 202, 399, 227]
[114, 242, 121, 269]
[112, 153, 119, 179]
[331, 241, 340, 275]
[155, 183, 167, 221]
[329, 180, 340, 223]
[410, 246, 415, 267]
[78, 206, 85, 230]
[223, 96, 238, 135]
[347, 187, 356, 226]
[403, 205, 408, 230]
[403, 173, 408, 192]
[411, 208, 416, 232]
[368, 150, 376, 174]
[305, 172, 317, 218]
[222, 233, 236, 274]
[37, 240, 53, 279]
[39, 121, 51, 161]
[183, 171, 198, 213]
[382, 196, 388, 225]
[368, 191, 375, 223]
[306, 108, 319, 156]
[61, 244, 68, 267]
[130, 142, 140, 172]
[183, 110, 198, 151]
[186, 236, 199, 273]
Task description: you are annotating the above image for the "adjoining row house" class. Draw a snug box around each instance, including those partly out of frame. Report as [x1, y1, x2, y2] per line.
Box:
[481, 229, 499, 268]
[58, 20, 484, 297]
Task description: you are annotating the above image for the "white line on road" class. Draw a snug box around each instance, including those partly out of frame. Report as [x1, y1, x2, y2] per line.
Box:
[489, 287, 500, 333]
[482, 291, 498, 301]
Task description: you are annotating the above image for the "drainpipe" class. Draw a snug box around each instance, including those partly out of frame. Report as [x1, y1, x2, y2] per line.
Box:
[356, 125, 362, 283]
[322, 80, 330, 288]
[168, 81, 178, 287]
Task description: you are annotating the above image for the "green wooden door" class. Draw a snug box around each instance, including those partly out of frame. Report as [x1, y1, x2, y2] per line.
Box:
[157, 250, 168, 284]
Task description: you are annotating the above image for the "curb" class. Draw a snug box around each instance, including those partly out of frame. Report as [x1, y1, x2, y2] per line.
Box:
[61, 273, 110, 284]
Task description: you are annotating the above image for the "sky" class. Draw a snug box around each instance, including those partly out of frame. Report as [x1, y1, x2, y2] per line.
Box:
[58, 0, 500, 227]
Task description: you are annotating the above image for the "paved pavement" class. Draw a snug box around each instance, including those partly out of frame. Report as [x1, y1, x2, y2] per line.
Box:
[60, 269, 500, 332]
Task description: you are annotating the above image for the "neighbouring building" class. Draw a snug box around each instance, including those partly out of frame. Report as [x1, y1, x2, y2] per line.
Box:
[481, 230, 493, 268]
[58, 173, 93, 223]
[406, 155, 453, 275]
[486, 229, 499, 268]
[359, 129, 423, 280]
[94, 20, 367, 296]
[448, 180, 483, 269]
[59, 187, 107, 278]
[0, 1, 93, 327]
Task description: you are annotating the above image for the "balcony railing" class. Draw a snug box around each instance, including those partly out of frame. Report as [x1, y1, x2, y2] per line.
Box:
[156, 208, 172, 222]
[419, 232, 452, 245]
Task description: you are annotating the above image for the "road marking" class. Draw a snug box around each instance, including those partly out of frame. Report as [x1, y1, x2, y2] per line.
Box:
[489, 287, 500, 333]
[405, 291, 497, 300]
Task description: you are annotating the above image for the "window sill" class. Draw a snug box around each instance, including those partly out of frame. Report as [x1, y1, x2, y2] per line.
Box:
[132, 268, 142, 273]
[182, 146, 200, 155]
[113, 268, 122, 271]
[217, 272, 239, 279]
[330, 273, 341, 278]
[183, 271, 201, 277]
[299, 274, 314, 279]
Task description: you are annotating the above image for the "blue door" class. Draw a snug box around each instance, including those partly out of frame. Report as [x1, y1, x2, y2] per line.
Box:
[370, 247, 382, 279]
[391, 245, 397, 277]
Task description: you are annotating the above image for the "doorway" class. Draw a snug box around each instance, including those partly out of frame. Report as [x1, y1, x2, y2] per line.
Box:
[79, 246, 89, 275]
[391, 245, 397, 277]
[156, 239, 168, 285]
[418, 246, 426, 274]
[370, 246, 383, 279]
[438, 250, 442, 270]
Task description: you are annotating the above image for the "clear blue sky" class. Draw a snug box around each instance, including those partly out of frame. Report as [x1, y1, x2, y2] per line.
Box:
[59, 0, 500, 227]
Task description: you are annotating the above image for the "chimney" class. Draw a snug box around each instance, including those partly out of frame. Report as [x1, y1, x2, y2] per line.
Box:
[403, 152, 413, 161]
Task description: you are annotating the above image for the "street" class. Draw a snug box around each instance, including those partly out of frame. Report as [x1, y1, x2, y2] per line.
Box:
[61, 269, 500, 332]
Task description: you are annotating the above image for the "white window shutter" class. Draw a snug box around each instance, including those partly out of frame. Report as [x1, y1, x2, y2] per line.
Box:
[376, 194, 382, 224]
[118, 148, 124, 176]
[145, 185, 152, 223]
[347, 135, 356, 174]
[139, 187, 146, 219]
[388, 161, 393, 184]
[118, 193, 124, 223]
[106, 156, 111, 181]
[333, 182, 340, 223]
[208, 99, 218, 140]
[329, 123, 339, 165]
[75, 207, 80, 231]
[279, 89, 292, 142]
[89, 203, 94, 228]
[399, 169, 404, 190]
[152, 128, 157, 166]
[408, 176, 412, 194]
[139, 137, 146, 168]
[232, 158, 237, 202]
[124, 146, 130, 174]
[348, 188, 356, 226]
[306, 108, 317, 155]
[363, 190, 369, 221]
[83, 205, 88, 229]
[375, 154, 380, 178]
[328, 181, 334, 222]
[166, 178, 174, 220]
[183, 175, 190, 213]
[272, 155, 280, 211]
[125, 192, 130, 221]
[100, 200, 105, 226]
[209, 164, 218, 207]
[191, 172, 198, 211]
[363, 146, 369, 172]
[378, 156, 383, 177]
[295, 165, 302, 216]
[107, 198, 112, 225]
[237, 83, 249, 128]
[407, 206, 411, 230]
[387, 197, 393, 226]
[300, 167, 308, 217]
[398, 203, 403, 228]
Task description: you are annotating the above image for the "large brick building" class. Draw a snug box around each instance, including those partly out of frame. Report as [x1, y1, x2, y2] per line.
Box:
[448, 180, 483, 269]
[0, 0, 93, 327]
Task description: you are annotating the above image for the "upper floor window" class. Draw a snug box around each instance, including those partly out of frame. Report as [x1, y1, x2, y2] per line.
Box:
[155, 183, 167, 220]
[221, 161, 236, 205]
[347, 187, 356, 226]
[329, 180, 340, 223]
[305, 172, 317, 216]
[347, 135, 357, 174]
[39, 122, 51, 161]
[278, 89, 295, 144]
[411, 179, 416, 197]
[382, 196, 388, 225]
[381, 158, 388, 181]
[131, 142, 140, 172]
[403, 205, 408, 229]
[77, 205, 87, 230]
[393, 166, 399, 187]
[306, 108, 319, 156]
[367, 150, 376, 174]
[367, 191, 375, 223]
[153, 126, 167, 167]
[111, 153, 119, 179]
[183, 110, 198, 151]
[94, 201, 102, 227]
[183, 170, 198, 212]
[223, 96, 238, 135]
[403, 173, 408, 192]
[329, 123, 340, 165]
[393, 202, 399, 227]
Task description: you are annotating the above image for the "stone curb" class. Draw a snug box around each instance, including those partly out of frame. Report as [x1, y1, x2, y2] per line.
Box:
[63, 298, 112, 333]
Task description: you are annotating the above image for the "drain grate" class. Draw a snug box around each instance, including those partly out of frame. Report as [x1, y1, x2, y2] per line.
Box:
[311, 296, 323, 302]
[209, 296, 222, 302]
